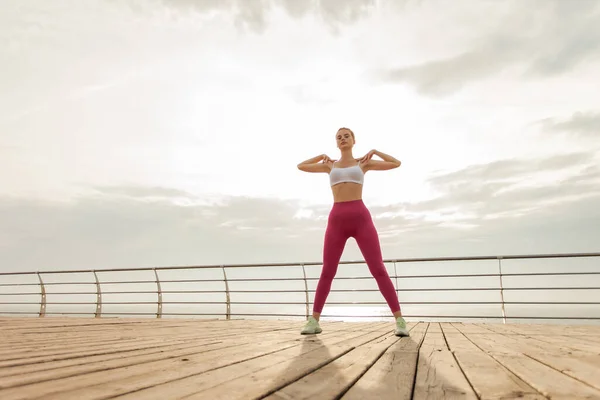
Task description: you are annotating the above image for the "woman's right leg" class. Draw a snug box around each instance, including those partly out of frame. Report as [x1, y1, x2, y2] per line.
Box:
[312, 215, 348, 320]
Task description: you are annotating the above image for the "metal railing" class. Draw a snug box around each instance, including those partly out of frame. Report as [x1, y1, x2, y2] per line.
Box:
[1, 252, 599, 323]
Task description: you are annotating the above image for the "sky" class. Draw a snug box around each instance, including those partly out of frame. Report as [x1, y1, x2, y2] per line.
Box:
[1, 0, 600, 274]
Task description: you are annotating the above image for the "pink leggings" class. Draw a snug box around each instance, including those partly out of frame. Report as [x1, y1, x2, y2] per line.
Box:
[313, 199, 401, 314]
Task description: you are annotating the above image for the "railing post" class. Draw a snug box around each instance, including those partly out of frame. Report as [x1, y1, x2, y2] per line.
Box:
[498, 257, 507, 324]
[154, 268, 163, 318]
[93, 270, 102, 318]
[36, 272, 46, 317]
[301, 264, 309, 319]
[221, 265, 231, 320]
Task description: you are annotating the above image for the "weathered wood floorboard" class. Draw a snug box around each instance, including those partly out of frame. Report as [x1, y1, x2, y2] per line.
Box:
[1, 317, 599, 399]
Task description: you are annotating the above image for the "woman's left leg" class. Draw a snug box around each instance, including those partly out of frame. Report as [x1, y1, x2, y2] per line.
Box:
[353, 209, 402, 317]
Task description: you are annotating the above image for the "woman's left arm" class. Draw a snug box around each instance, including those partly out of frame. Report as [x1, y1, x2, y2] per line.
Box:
[359, 149, 401, 171]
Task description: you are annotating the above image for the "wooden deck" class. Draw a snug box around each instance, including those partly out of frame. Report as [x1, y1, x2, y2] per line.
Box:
[0, 318, 599, 399]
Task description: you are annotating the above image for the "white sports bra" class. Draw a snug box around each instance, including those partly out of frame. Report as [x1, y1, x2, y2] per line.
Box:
[329, 162, 364, 186]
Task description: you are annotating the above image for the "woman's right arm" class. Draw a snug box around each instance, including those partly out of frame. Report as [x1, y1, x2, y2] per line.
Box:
[297, 154, 332, 173]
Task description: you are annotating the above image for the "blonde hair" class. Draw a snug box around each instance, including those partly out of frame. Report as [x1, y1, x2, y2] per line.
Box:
[337, 127, 355, 140]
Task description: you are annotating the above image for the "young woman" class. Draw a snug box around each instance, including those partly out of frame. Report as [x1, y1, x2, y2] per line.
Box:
[297, 127, 409, 337]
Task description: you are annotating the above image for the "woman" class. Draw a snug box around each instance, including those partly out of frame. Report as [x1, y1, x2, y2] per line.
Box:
[296, 127, 409, 337]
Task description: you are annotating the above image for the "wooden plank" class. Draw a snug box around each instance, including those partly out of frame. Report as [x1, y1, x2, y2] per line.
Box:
[0, 326, 301, 369]
[489, 354, 600, 400]
[0, 337, 192, 365]
[0, 320, 339, 369]
[412, 323, 478, 399]
[0, 320, 301, 348]
[472, 324, 600, 391]
[485, 323, 596, 337]
[0, 338, 300, 399]
[488, 325, 600, 357]
[0, 335, 245, 388]
[525, 353, 600, 391]
[111, 325, 397, 400]
[455, 323, 576, 356]
[341, 323, 428, 400]
[57, 323, 390, 400]
[0, 323, 357, 384]
[0, 324, 358, 389]
[264, 335, 402, 399]
[454, 324, 600, 399]
[441, 324, 545, 399]
[179, 324, 395, 400]
[0, 319, 295, 336]
[0, 322, 389, 400]
[483, 323, 600, 354]
[0, 320, 299, 353]
[451, 324, 518, 355]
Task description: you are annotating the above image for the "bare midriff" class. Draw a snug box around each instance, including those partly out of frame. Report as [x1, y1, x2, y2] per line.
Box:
[331, 182, 363, 203]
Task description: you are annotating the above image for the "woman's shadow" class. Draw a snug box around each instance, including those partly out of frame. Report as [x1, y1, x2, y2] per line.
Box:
[257, 321, 422, 400]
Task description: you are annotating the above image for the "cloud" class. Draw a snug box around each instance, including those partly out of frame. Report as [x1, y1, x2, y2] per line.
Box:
[364, 150, 599, 238]
[375, 0, 600, 95]
[2, 148, 599, 274]
[155, 0, 383, 33]
[432, 152, 595, 183]
[90, 186, 193, 200]
[539, 110, 600, 138]
[0, 191, 317, 272]
[413, 151, 599, 214]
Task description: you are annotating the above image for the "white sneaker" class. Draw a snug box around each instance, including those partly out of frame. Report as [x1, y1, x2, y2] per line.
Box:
[301, 316, 322, 334]
[395, 317, 409, 337]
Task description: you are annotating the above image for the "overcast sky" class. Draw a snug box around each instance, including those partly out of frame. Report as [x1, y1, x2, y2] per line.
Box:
[1, 0, 599, 273]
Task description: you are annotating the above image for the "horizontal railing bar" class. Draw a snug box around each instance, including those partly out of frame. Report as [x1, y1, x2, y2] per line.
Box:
[314, 315, 600, 320]
[231, 301, 600, 305]
[0, 282, 94, 286]
[1, 252, 598, 275]
[97, 313, 223, 316]
[0, 293, 42, 296]
[0, 293, 97, 295]
[78, 313, 600, 320]
[394, 287, 600, 291]
[0, 312, 41, 314]
[321, 287, 600, 292]
[3, 274, 599, 285]
[0, 283, 40, 287]
[2, 301, 600, 306]
[500, 287, 600, 291]
[0, 302, 156, 305]
[48, 281, 158, 285]
[101, 290, 220, 294]
[3, 287, 599, 296]
[158, 279, 224, 283]
[504, 301, 600, 305]
[231, 276, 486, 281]
[127, 271, 600, 279]
[0, 280, 217, 286]
[0, 290, 220, 295]
[501, 272, 600, 277]
[4, 300, 600, 307]
[8, 301, 221, 305]
[2, 271, 600, 286]
[1, 311, 599, 320]
[36, 312, 222, 316]
[100, 280, 224, 284]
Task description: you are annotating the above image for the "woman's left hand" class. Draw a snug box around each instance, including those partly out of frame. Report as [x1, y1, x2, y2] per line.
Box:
[360, 149, 377, 164]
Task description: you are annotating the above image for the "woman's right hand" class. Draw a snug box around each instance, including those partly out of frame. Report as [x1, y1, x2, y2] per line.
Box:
[297, 154, 333, 173]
